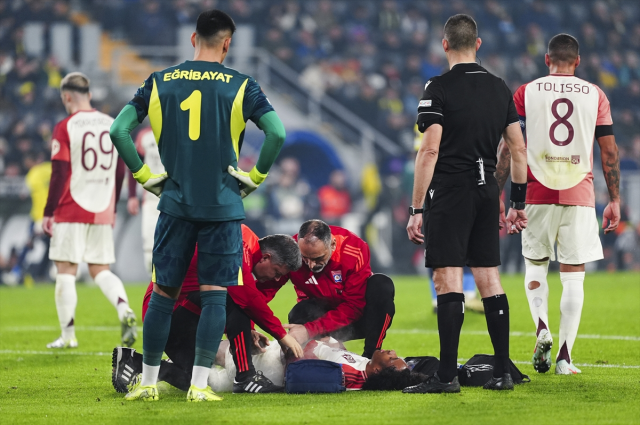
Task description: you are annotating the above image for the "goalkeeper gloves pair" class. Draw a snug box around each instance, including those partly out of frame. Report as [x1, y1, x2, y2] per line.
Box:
[133, 163, 267, 199]
[228, 165, 267, 198]
[132, 164, 168, 197]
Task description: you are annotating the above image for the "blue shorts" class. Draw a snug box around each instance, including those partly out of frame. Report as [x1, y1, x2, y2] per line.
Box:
[152, 212, 242, 288]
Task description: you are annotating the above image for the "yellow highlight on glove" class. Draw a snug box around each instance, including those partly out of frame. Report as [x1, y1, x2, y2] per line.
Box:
[228, 165, 268, 198]
[133, 164, 168, 197]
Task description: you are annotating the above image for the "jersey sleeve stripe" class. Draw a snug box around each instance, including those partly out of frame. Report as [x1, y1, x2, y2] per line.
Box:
[148, 78, 163, 142]
[230, 78, 249, 162]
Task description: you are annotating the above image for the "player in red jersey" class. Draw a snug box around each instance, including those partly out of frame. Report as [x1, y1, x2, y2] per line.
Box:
[42, 72, 136, 349]
[265, 219, 396, 358]
[111, 225, 303, 393]
[497, 34, 621, 375]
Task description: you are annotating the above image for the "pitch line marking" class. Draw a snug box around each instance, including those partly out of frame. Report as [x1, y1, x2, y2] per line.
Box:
[1, 326, 639, 341]
[388, 329, 640, 341]
[0, 349, 638, 369]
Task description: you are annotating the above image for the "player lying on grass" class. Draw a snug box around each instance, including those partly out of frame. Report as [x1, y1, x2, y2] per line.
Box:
[114, 334, 426, 392]
[113, 224, 303, 394]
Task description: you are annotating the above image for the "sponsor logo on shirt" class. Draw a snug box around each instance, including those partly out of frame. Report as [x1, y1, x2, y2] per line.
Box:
[331, 271, 342, 283]
[545, 155, 572, 163]
[418, 99, 432, 107]
[342, 354, 356, 363]
[571, 155, 580, 165]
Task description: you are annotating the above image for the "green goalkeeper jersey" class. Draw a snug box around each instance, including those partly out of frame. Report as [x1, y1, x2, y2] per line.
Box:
[128, 61, 274, 221]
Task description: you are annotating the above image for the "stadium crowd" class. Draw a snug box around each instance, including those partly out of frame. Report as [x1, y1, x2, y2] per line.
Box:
[0, 0, 639, 276]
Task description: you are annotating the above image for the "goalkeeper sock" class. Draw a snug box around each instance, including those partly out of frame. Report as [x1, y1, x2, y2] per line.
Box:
[55, 273, 77, 341]
[524, 258, 550, 336]
[192, 290, 226, 388]
[94, 270, 130, 321]
[557, 272, 585, 363]
[141, 291, 175, 386]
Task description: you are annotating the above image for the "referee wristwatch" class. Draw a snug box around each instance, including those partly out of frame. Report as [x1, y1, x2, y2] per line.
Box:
[408, 206, 424, 216]
[510, 201, 526, 210]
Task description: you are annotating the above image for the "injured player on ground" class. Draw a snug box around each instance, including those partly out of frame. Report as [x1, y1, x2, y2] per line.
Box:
[113, 335, 426, 392]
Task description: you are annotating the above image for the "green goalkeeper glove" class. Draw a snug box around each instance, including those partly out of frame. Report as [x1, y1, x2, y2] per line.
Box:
[227, 165, 268, 198]
[133, 164, 168, 197]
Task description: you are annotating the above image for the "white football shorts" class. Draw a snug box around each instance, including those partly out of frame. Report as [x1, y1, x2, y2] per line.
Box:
[49, 222, 115, 264]
[521, 204, 603, 264]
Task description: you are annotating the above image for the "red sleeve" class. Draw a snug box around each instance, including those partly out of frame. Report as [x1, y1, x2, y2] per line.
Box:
[51, 121, 70, 162]
[513, 83, 527, 117]
[43, 160, 70, 217]
[304, 237, 372, 338]
[114, 157, 126, 210]
[228, 285, 287, 340]
[594, 84, 613, 126]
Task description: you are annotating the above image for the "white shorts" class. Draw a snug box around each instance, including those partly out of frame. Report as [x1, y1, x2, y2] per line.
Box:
[521, 204, 603, 264]
[49, 222, 115, 264]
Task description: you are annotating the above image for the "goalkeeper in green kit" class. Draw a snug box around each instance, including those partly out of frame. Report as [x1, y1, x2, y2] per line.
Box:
[109, 9, 285, 402]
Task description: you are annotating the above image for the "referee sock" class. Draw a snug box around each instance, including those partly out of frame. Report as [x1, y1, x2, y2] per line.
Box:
[483, 294, 510, 378]
[141, 291, 175, 387]
[557, 272, 585, 364]
[436, 292, 465, 383]
[54, 273, 77, 342]
[524, 259, 550, 336]
[192, 290, 227, 389]
[94, 270, 130, 321]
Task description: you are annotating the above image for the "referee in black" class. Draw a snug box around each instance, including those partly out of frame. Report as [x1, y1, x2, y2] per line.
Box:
[404, 14, 528, 393]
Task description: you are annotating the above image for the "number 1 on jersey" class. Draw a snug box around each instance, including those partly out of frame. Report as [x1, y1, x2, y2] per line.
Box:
[180, 90, 202, 141]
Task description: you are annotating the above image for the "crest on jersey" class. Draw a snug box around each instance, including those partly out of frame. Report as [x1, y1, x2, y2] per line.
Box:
[51, 139, 60, 158]
[342, 353, 356, 363]
[571, 155, 580, 165]
[331, 271, 342, 283]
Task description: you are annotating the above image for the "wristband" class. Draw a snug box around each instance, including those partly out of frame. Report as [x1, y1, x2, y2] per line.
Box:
[510, 182, 527, 203]
[249, 166, 268, 185]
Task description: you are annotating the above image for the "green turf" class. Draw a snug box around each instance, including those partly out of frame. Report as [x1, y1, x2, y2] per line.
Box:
[1, 272, 639, 424]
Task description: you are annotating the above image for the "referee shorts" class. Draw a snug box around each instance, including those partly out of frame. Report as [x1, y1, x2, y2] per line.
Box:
[152, 212, 242, 288]
[423, 172, 501, 268]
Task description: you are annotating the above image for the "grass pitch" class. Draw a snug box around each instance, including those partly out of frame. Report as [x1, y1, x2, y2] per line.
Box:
[1, 272, 639, 425]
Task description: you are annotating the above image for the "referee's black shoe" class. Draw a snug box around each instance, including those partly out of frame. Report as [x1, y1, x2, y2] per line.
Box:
[233, 371, 284, 393]
[483, 373, 514, 391]
[402, 373, 460, 394]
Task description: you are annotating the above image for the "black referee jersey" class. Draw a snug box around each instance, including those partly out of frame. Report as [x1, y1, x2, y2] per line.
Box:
[416, 62, 519, 175]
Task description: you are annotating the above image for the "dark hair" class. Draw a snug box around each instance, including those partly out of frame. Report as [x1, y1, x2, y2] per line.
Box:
[259, 234, 302, 272]
[298, 219, 332, 247]
[196, 9, 236, 41]
[361, 368, 429, 391]
[548, 33, 579, 64]
[443, 14, 478, 51]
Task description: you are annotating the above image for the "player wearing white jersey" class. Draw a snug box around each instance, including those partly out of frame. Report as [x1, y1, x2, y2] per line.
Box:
[126, 127, 164, 274]
[42, 72, 137, 349]
[496, 34, 620, 375]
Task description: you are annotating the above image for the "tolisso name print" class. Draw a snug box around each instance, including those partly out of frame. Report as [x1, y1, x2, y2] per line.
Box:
[535, 82, 590, 94]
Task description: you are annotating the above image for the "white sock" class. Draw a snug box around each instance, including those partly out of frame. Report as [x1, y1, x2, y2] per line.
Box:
[524, 258, 550, 335]
[94, 269, 130, 321]
[55, 273, 77, 341]
[141, 363, 160, 387]
[558, 271, 585, 363]
[191, 366, 211, 389]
